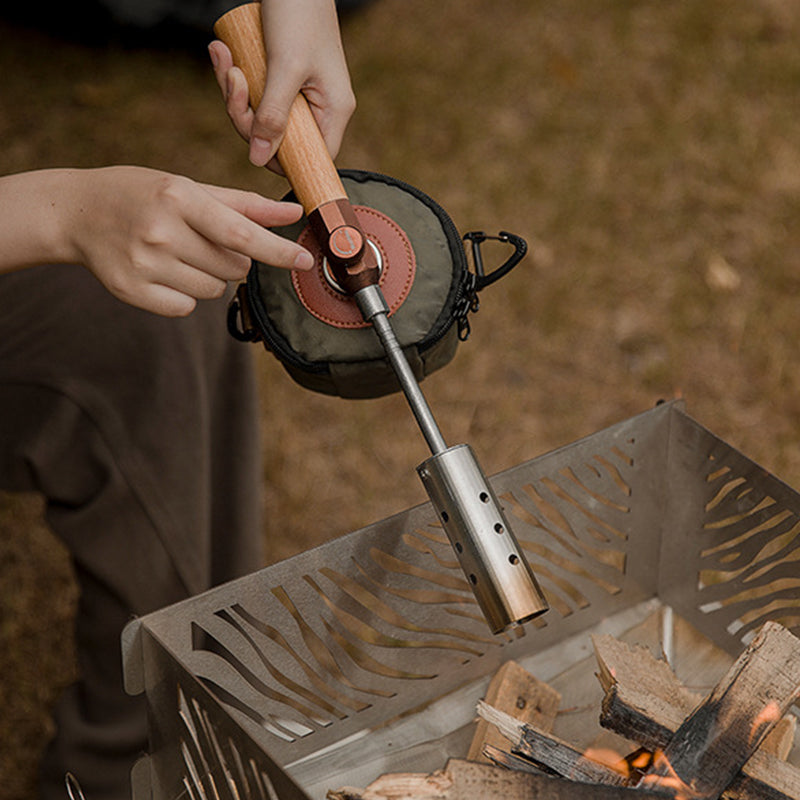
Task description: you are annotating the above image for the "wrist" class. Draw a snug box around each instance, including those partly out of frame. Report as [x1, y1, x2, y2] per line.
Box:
[0, 168, 90, 273]
[50, 168, 95, 267]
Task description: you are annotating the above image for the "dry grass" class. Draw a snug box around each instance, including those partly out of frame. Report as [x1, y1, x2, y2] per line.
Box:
[0, 494, 77, 798]
[2, 0, 800, 795]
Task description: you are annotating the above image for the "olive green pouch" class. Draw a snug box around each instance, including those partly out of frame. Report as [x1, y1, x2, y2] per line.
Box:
[228, 169, 526, 399]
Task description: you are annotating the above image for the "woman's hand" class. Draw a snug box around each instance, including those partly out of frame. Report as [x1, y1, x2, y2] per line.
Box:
[0, 166, 314, 317]
[208, 0, 356, 170]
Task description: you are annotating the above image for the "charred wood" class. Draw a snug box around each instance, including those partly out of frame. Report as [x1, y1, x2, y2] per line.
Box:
[327, 758, 668, 800]
[593, 629, 800, 800]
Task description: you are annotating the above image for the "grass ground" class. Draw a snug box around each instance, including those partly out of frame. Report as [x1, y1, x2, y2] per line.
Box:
[1, 1, 800, 796]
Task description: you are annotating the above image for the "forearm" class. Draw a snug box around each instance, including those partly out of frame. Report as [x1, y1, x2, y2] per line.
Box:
[0, 168, 85, 273]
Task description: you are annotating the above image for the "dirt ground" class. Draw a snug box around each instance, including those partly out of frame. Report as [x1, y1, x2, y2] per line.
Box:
[1, 0, 800, 796]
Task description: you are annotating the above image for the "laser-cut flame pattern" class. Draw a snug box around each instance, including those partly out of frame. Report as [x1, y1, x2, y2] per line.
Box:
[696, 452, 800, 644]
[503, 452, 631, 618]
[177, 684, 283, 800]
[182, 444, 635, 754]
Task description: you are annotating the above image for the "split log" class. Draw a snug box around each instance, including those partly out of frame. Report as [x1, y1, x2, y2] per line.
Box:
[592, 633, 796, 759]
[593, 633, 702, 752]
[476, 702, 629, 787]
[594, 630, 800, 800]
[468, 660, 561, 763]
[327, 758, 667, 800]
[634, 621, 800, 800]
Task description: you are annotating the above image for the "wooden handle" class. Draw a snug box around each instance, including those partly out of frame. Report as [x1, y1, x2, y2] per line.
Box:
[213, 2, 347, 213]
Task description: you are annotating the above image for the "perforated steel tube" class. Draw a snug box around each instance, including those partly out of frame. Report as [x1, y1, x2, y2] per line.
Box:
[418, 444, 549, 633]
[356, 285, 548, 632]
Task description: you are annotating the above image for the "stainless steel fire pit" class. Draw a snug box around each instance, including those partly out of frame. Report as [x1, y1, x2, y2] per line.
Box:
[122, 399, 800, 800]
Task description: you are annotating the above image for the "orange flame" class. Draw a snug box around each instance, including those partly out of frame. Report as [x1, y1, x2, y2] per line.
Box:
[581, 747, 630, 777]
[577, 746, 663, 784]
[637, 749, 703, 800]
[629, 750, 653, 770]
[574, 701, 785, 798]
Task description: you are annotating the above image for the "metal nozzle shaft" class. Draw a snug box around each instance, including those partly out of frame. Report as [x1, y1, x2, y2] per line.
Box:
[355, 285, 447, 455]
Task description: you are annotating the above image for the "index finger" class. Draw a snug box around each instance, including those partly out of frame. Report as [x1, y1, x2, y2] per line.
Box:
[187, 186, 314, 271]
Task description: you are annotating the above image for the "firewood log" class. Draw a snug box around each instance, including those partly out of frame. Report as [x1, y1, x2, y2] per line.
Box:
[327, 758, 668, 800]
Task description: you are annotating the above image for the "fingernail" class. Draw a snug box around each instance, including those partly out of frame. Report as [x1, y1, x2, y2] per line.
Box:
[249, 137, 272, 167]
[208, 44, 219, 69]
[293, 251, 315, 271]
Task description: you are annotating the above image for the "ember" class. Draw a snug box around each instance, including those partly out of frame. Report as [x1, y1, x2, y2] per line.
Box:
[638, 752, 702, 800]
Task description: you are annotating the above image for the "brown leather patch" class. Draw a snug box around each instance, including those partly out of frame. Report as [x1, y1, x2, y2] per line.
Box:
[291, 205, 416, 329]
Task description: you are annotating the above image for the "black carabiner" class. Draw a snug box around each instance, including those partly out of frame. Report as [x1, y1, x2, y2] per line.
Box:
[463, 230, 528, 291]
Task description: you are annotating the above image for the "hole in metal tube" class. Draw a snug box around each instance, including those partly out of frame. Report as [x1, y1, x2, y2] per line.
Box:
[479, 492, 490, 503]
[494, 523, 504, 534]
[469, 574, 478, 584]
[508, 554, 520, 565]
[441, 511, 449, 523]
[455, 542, 463, 553]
